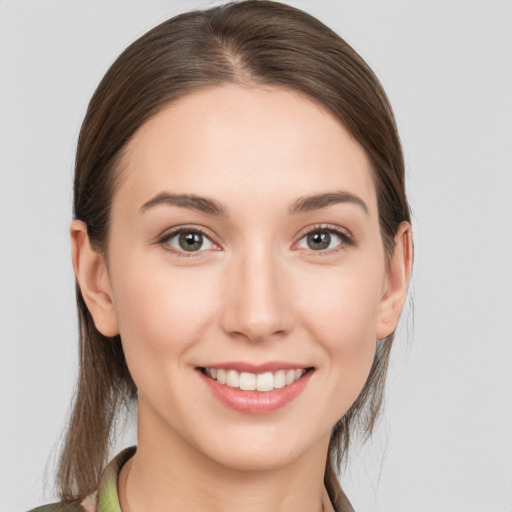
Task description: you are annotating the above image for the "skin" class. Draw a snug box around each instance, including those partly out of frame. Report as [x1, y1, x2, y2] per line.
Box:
[71, 84, 412, 512]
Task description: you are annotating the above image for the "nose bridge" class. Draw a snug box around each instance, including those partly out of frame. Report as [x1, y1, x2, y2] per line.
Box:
[221, 240, 292, 342]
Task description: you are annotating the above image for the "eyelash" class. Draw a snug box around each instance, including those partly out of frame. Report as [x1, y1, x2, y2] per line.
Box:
[294, 224, 356, 255]
[158, 225, 218, 258]
[157, 224, 355, 257]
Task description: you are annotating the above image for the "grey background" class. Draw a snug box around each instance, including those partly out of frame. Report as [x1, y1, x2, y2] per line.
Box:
[0, 1, 511, 511]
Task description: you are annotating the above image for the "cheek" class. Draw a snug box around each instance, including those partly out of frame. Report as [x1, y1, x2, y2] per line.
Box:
[302, 265, 382, 343]
[109, 252, 221, 368]
[299, 264, 383, 398]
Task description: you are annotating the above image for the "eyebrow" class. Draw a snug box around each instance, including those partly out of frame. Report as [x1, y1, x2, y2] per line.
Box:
[139, 192, 227, 216]
[139, 190, 368, 217]
[289, 191, 369, 215]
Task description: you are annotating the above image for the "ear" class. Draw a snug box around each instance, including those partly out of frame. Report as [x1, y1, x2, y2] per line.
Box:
[70, 219, 119, 337]
[376, 221, 413, 339]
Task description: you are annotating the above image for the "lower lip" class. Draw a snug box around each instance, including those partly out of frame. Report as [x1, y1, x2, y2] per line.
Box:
[199, 369, 313, 414]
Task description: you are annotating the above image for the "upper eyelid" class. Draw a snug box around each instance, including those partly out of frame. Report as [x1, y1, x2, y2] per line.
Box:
[157, 226, 220, 257]
[158, 225, 218, 243]
[293, 224, 356, 253]
[294, 223, 353, 241]
[156, 223, 354, 250]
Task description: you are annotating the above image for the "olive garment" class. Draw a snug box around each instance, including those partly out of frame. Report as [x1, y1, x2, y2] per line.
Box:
[28, 445, 354, 512]
[28, 447, 135, 512]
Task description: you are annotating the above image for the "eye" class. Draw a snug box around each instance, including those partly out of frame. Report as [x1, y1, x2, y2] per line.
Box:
[162, 229, 215, 254]
[296, 227, 351, 252]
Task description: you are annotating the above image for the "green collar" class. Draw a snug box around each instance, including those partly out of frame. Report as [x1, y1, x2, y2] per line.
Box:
[96, 446, 136, 512]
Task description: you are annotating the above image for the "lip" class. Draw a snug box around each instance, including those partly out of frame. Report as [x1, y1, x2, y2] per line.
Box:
[198, 364, 313, 415]
[201, 361, 309, 373]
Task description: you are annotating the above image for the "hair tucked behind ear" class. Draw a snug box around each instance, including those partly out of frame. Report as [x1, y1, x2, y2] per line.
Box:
[57, 0, 410, 504]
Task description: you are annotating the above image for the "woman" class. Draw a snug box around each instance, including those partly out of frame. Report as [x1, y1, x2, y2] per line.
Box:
[32, 1, 412, 511]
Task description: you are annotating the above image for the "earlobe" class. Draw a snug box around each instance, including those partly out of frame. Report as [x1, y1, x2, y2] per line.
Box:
[70, 219, 119, 337]
[376, 221, 413, 339]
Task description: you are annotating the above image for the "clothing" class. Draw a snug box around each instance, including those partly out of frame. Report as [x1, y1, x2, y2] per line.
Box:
[29, 446, 353, 512]
[28, 447, 136, 512]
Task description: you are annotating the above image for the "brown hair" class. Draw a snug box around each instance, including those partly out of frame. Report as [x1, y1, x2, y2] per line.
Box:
[58, 0, 410, 507]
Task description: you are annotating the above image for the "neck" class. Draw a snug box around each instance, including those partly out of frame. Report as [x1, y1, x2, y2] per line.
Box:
[119, 402, 334, 512]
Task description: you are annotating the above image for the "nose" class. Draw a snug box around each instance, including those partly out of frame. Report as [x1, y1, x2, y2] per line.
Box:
[220, 245, 294, 343]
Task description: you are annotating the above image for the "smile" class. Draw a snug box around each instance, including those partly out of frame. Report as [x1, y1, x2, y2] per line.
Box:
[203, 368, 307, 392]
[199, 365, 314, 414]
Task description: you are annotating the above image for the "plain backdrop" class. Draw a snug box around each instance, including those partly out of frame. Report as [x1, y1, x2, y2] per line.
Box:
[0, 1, 511, 511]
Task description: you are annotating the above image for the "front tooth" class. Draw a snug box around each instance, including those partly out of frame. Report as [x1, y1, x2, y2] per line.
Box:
[285, 369, 295, 385]
[217, 369, 226, 384]
[239, 372, 256, 390]
[256, 372, 274, 392]
[226, 369, 239, 388]
[274, 370, 286, 389]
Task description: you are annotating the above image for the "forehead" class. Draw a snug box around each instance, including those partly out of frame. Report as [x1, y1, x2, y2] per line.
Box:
[115, 84, 377, 217]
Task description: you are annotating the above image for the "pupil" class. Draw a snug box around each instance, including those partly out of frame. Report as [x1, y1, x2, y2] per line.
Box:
[308, 231, 330, 250]
[179, 232, 203, 251]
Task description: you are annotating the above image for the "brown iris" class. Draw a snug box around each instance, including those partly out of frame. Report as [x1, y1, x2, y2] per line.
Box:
[307, 231, 331, 250]
[178, 232, 204, 251]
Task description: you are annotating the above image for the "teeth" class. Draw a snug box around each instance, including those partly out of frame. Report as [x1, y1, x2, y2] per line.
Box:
[285, 369, 296, 385]
[256, 372, 274, 392]
[204, 367, 306, 392]
[274, 370, 286, 389]
[217, 369, 226, 384]
[226, 370, 239, 388]
[239, 372, 256, 391]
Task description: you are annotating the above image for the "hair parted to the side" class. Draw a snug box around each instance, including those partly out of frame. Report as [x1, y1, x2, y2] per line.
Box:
[58, 0, 410, 504]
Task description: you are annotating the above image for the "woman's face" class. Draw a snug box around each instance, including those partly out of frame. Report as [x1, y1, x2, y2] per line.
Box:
[93, 84, 403, 470]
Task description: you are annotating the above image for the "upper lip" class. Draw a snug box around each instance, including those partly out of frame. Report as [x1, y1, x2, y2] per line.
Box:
[199, 361, 312, 373]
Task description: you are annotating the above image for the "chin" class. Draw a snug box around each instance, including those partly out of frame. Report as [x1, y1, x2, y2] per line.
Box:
[208, 445, 303, 472]
[193, 425, 328, 473]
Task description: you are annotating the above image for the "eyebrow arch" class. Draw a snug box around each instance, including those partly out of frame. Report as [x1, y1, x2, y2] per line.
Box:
[139, 192, 227, 216]
[289, 191, 369, 215]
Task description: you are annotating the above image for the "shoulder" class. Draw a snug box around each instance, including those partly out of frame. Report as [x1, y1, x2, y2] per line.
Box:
[25, 447, 134, 512]
[27, 502, 86, 512]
